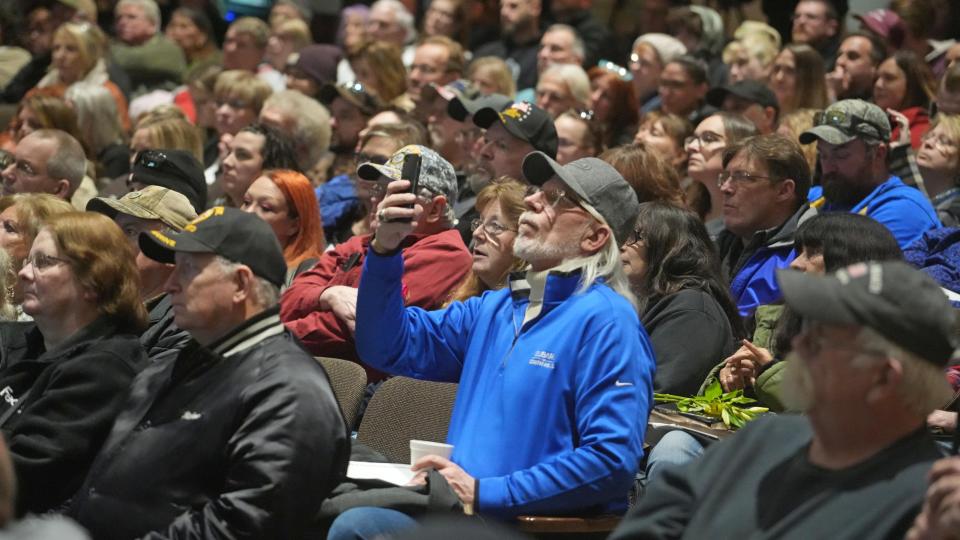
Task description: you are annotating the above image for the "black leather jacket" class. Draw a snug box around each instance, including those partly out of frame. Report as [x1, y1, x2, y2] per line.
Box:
[68, 308, 350, 540]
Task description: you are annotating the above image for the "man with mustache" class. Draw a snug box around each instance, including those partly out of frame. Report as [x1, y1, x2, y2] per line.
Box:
[612, 260, 955, 539]
[328, 152, 654, 534]
[800, 99, 939, 248]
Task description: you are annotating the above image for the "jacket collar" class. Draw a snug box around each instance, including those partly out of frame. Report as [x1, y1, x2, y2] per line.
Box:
[37, 316, 118, 362]
[208, 306, 284, 358]
[508, 260, 585, 305]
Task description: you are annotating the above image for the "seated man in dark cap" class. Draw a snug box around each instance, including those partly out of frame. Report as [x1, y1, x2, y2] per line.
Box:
[707, 79, 780, 134]
[67, 208, 349, 539]
[127, 148, 208, 212]
[612, 260, 956, 540]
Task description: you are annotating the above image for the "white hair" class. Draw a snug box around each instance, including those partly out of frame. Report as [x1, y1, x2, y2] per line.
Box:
[541, 63, 591, 108]
[116, 0, 160, 25]
[215, 257, 281, 309]
[65, 83, 122, 155]
[261, 91, 331, 171]
[854, 327, 953, 416]
[576, 234, 638, 312]
[371, 0, 417, 44]
[545, 24, 585, 64]
[781, 326, 953, 415]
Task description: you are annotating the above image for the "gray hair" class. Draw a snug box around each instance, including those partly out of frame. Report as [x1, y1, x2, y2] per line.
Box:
[116, 0, 160, 25]
[372, 0, 417, 44]
[541, 63, 591, 108]
[854, 327, 953, 416]
[31, 130, 86, 194]
[215, 257, 281, 309]
[65, 83, 122, 156]
[261, 91, 331, 171]
[545, 24, 585, 64]
[577, 233, 639, 313]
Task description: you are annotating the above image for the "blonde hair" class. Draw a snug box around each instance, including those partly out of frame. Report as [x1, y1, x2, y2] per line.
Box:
[229, 16, 271, 49]
[133, 116, 204, 163]
[778, 108, 820, 175]
[540, 63, 591, 109]
[274, 18, 312, 49]
[53, 22, 107, 79]
[64, 83, 122, 155]
[467, 56, 516, 98]
[214, 70, 274, 114]
[349, 40, 408, 102]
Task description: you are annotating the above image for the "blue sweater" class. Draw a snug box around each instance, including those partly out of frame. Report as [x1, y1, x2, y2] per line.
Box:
[356, 250, 655, 518]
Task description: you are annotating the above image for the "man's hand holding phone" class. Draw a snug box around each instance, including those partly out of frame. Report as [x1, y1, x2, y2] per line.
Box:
[372, 179, 423, 254]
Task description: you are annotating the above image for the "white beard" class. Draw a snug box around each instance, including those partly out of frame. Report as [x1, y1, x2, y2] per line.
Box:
[778, 352, 815, 412]
[513, 213, 583, 265]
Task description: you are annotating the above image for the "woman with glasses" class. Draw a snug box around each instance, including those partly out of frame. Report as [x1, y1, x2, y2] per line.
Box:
[620, 201, 742, 395]
[683, 112, 757, 232]
[447, 179, 526, 304]
[241, 169, 325, 284]
[0, 211, 146, 514]
[917, 114, 960, 225]
[0, 194, 73, 321]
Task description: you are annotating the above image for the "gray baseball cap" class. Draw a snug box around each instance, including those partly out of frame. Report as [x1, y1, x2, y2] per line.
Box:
[778, 261, 956, 366]
[522, 152, 640, 246]
[799, 99, 891, 145]
[357, 145, 458, 204]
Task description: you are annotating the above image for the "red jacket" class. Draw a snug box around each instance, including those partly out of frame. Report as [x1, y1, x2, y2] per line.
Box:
[891, 106, 930, 150]
[280, 230, 471, 380]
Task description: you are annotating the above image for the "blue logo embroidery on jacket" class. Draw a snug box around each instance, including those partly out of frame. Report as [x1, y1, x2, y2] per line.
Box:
[528, 350, 556, 369]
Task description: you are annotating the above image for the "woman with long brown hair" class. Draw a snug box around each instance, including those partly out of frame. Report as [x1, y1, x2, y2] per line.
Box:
[769, 44, 829, 115]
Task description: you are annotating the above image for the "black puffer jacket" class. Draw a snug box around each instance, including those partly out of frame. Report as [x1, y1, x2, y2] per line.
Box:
[68, 308, 350, 540]
[0, 318, 146, 515]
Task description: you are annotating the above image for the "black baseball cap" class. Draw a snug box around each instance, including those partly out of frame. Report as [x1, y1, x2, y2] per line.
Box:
[448, 93, 512, 122]
[778, 261, 957, 366]
[473, 101, 558, 159]
[131, 149, 207, 213]
[706, 80, 779, 112]
[319, 81, 382, 116]
[139, 206, 287, 288]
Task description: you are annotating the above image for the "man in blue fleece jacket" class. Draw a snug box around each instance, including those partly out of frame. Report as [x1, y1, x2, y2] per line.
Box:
[329, 149, 655, 536]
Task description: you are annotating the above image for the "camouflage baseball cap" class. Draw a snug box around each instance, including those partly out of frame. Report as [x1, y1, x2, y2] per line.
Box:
[356, 145, 458, 204]
[799, 99, 891, 145]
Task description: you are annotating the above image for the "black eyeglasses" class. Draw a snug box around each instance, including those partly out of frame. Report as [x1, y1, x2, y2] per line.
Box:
[813, 110, 886, 140]
[135, 150, 168, 169]
[625, 229, 644, 246]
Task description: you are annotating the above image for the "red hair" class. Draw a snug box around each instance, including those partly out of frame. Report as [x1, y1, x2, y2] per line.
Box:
[588, 67, 639, 147]
[266, 170, 326, 268]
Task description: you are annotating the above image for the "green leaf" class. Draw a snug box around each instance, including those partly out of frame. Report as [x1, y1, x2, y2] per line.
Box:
[704, 380, 722, 400]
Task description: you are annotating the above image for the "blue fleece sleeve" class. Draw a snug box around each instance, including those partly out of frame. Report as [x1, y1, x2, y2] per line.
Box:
[355, 248, 477, 383]
[865, 195, 940, 249]
[476, 315, 654, 517]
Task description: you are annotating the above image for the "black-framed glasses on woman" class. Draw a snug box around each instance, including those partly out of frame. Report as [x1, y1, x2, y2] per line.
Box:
[624, 229, 644, 247]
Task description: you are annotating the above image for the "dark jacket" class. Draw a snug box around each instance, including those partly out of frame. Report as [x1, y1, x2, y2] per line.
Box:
[140, 294, 191, 360]
[642, 288, 737, 396]
[717, 204, 817, 317]
[0, 318, 146, 515]
[68, 308, 350, 540]
[473, 33, 541, 91]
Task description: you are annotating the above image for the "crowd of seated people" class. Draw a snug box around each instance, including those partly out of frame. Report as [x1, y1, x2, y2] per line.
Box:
[0, 0, 958, 538]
